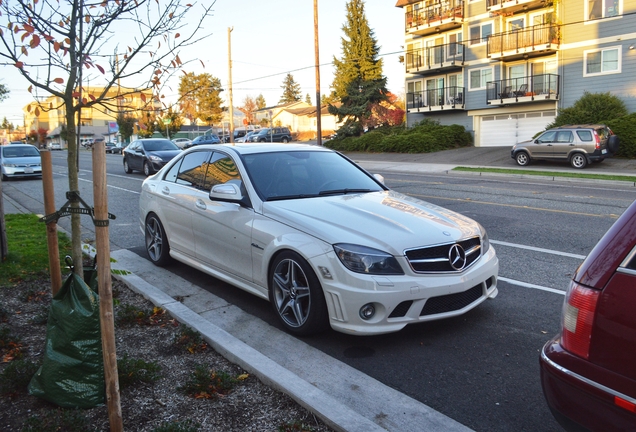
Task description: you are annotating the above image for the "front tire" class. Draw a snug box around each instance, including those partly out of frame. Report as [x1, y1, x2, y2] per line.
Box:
[269, 251, 328, 336]
[570, 153, 588, 169]
[282, 137, 289, 143]
[145, 214, 171, 266]
[143, 162, 153, 176]
[515, 151, 531, 166]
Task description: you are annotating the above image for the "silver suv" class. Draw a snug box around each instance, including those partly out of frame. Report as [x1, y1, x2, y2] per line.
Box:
[511, 125, 619, 169]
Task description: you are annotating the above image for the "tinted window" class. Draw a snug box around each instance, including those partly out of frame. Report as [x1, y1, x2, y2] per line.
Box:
[577, 130, 593, 141]
[171, 151, 212, 190]
[537, 131, 556, 143]
[202, 152, 242, 191]
[556, 131, 573, 143]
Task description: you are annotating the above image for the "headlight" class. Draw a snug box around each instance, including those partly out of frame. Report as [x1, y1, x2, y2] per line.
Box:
[333, 243, 403, 275]
[3, 163, 16, 167]
[478, 223, 490, 254]
[148, 155, 162, 162]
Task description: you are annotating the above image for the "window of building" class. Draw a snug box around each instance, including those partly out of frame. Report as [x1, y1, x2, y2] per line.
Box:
[469, 67, 493, 90]
[586, 0, 621, 20]
[584, 47, 620, 76]
[469, 22, 493, 45]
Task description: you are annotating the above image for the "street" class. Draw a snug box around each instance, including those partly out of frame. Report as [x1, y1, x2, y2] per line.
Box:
[3, 150, 634, 431]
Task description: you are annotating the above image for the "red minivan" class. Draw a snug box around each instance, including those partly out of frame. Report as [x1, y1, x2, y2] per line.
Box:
[540, 200, 636, 431]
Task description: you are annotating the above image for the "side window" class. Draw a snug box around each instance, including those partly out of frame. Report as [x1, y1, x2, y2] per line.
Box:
[537, 131, 556, 143]
[577, 130, 593, 141]
[173, 151, 212, 190]
[202, 152, 242, 191]
[556, 131, 573, 143]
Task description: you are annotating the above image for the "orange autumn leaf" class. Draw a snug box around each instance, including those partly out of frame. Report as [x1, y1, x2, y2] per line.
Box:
[53, 78, 64, 84]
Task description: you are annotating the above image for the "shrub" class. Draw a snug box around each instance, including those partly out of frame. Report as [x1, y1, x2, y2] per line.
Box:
[22, 409, 93, 432]
[547, 92, 628, 129]
[0, 359, 39, 397]
[608, 113, 636, 159]
[172, 325, 208, 354]
[117, 354, 162, 388]
[152, 420, 200, 432]
[178, 364, 239, 399]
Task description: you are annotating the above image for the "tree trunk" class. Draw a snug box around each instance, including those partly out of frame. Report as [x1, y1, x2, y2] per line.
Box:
[65, 106, 83, 276]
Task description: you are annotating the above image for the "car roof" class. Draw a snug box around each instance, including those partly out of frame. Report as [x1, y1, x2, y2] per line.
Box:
[552, 124, 607, 130]
[183, 142, 330, 156]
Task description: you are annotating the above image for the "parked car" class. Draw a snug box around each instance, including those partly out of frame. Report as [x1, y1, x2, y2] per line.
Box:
[540, 198, 636, 432]
[0, 144, 42, 180]
[172, 138, 192, 149]
[139, 143, 499, 336]
[123, 138, 181, 176]
[47, 142, 62, 151]
[247, 127, 292, 143]
[105, 142, 118, 153]
[511, 124, 619, 169]
[186, 134, 221, 148]
[237, 131, 257, 143]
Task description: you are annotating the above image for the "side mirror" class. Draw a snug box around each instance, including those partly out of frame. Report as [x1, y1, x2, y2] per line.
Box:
[210, 183, 241, 200]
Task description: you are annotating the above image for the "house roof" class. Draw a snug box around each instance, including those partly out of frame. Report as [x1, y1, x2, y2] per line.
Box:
[47, 125, 108, 138]
[395, 0, 419, 6]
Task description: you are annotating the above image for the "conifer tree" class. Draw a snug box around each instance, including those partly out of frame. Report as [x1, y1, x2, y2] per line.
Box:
[279, 74, 302, 104]
[329, 0, 388, 136]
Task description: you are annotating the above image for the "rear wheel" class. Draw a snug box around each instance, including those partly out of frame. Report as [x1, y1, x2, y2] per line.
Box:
[515, 151, 531, 167]
[282, 137, 289, 143]
[145, 214, 171, 266]
[269, 251, 328, 336]
[570, 153, 588, 169]
[123, 159, 133, 173]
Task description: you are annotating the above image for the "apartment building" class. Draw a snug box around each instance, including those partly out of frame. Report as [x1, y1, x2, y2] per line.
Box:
[396, 0, 636, 147]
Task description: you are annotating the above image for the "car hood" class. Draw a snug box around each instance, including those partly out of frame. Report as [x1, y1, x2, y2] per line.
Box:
[262, 191, 481, 254]
[2, 156, 41, 164]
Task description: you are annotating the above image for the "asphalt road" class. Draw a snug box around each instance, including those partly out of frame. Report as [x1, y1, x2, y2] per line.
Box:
[4, 149, 635, 431]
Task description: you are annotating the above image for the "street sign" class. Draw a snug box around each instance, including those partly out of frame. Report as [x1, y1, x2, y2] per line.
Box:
[162, 118, 172, 125]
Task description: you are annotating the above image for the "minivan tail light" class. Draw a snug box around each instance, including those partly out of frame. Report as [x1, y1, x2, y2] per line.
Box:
[593, 131, 601, 150]
[561, 282, 600, 359]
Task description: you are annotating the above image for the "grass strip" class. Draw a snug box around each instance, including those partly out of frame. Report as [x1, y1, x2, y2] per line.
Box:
[452, 166, 636, 183]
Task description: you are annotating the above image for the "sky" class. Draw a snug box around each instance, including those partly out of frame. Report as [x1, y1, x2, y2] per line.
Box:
[0, 0, 406, 127]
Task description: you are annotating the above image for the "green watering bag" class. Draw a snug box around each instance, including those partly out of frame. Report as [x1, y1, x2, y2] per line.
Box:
[28, 272, 104, 408]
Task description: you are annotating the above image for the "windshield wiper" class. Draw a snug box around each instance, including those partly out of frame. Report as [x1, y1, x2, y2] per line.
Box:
[266, 194, 319, 202]
[318, 188, 373, 196]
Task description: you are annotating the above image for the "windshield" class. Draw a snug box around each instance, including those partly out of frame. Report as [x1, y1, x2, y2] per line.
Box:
[242, 150, 384, 201]
[144, 140, 179, 151]
[2, 146, 40, 158]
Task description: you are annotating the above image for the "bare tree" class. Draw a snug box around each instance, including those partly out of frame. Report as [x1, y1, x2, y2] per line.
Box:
[0, 0, 215, 273]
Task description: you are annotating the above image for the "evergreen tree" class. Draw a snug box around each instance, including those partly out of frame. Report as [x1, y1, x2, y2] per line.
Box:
[279, 73, 302, 104]
[255, 94, 267, 109]
[329, 0, 388, 136]
[305, 93, 312, 104]
[178, 73, 224, 125]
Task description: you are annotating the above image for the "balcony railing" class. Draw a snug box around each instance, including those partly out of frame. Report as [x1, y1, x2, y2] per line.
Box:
[487, 24, 560, 57]
[406, 42, 465, 73]
[407, 86, 465, 111]
[486, 0, 549, 11]
[486, 74, 560, 104]
[405, 0, 464, 31]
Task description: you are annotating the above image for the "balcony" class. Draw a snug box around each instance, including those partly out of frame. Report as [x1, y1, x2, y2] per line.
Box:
[407, 86, 465, 112]
[486, 0, 550, 14]
[488, 24, 560, 60]
[486, 74, 559, 105]
[405, 0, 464, 37]
[406, 42, 465, 75]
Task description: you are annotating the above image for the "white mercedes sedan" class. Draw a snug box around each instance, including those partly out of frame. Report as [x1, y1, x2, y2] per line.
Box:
[139, 143, 498, 336]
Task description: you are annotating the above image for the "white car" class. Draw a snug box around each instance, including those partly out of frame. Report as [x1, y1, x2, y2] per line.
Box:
[172, 138, 191, 149]
[1, 144, 42, 180]
[139, 143, 498, 335]
[48, 142, 62, 150]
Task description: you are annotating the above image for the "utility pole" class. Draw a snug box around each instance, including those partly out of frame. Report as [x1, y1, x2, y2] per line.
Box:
[314, 0, 322, 146]
[228, 27, 235, 144]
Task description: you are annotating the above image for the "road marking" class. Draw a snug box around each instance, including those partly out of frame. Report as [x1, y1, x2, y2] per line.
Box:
[499, 276, 566, 295]
[410, 193, 620, 218]
[490, 240, 586, 260]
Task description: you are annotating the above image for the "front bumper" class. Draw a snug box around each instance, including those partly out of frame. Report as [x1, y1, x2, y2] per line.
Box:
[2, 165, 42, 178]
[540, 336, 636, 432]
[314, 247, 499, 335]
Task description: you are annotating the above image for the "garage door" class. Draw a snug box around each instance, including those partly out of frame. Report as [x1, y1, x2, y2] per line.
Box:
[479, 111, 555, 147]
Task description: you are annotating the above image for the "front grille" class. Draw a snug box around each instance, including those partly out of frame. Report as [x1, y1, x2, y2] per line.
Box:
[420, 284, 483, 316]
[405, 237, 481, 273]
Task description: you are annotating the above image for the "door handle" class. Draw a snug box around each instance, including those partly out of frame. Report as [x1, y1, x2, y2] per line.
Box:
[195, 200, 206, 210]
[161, 186, 170, 195]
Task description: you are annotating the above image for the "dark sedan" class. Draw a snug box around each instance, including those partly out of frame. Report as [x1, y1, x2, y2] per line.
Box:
[540, 199, 636, 431]
[123, 138, 181, 176]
